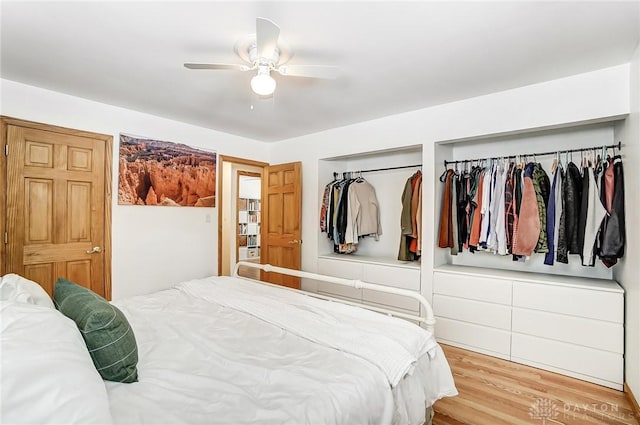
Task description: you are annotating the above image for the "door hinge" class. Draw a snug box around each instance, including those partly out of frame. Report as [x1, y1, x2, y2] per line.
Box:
[4, 232, 7, 244]
[4, 145, 7, 156]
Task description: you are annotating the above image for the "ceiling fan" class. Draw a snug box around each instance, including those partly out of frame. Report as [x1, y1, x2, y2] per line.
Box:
[184, 18, 339, 97]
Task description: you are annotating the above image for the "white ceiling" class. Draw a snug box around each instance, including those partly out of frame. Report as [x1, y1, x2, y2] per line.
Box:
[1, 1, 639, 142]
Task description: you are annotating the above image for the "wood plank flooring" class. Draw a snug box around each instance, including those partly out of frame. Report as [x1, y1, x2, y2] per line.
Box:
[433, 344, 639, 425]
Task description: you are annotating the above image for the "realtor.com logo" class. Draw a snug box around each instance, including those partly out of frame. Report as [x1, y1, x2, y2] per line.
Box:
[528, 398, 637, 423]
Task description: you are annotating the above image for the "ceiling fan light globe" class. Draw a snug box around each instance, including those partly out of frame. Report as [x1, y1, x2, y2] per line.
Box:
[251, 74, 276, 96]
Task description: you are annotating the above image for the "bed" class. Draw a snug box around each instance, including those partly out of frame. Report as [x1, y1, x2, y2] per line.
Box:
[1, 262, 457, 425]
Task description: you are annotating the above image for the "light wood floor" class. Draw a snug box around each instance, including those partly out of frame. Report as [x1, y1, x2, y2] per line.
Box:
[433, 344, 639, 425]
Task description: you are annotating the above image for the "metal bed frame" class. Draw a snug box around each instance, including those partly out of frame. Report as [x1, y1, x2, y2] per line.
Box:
[233, 261, 436, 334]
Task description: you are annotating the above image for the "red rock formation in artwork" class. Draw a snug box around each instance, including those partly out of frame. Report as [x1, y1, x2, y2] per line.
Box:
[117, 135, 216, 207]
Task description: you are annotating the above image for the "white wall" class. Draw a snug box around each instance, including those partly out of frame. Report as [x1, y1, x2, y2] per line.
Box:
[613, 42, 640, 398]
[0, 79, 268, 299]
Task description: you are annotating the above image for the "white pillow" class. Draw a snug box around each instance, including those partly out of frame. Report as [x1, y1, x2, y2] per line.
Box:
[0, 274, 54, 309]
[0, 301, 114, 424]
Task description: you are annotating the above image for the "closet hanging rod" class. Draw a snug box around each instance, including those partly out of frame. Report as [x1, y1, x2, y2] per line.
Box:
[443, 141, 622, 167]
[335, 164, 422, 176]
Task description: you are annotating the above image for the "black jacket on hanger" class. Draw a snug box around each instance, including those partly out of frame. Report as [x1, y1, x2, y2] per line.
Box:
[564, 162, 583, 254]
[576, 165, 590, 260]
[599, 156, 626, 266]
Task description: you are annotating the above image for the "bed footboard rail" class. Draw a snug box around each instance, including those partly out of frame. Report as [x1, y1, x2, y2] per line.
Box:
[232, 261, 436, 334]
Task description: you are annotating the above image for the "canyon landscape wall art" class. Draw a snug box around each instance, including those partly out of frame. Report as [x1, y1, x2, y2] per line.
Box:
[118, 134, 217, 207]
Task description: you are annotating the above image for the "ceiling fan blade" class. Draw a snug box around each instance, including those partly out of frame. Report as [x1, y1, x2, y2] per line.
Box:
[277, 65, 339, 79]
[184, 63, 249, 71]
[256, 17, 280, 60]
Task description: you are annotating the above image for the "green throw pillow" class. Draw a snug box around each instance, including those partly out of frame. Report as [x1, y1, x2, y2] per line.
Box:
[53, 278, 138, 383]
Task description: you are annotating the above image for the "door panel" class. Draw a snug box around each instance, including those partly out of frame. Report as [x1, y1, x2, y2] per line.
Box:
[68, 181, 91, 241]
[25, 178, 54, 243]
[261, 162, 301, 289]
[23, 263, 55, 294]
[3, 119, 111, 298]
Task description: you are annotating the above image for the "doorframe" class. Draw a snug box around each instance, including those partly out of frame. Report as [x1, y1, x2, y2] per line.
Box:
[217, 155, 268, 276]
[0, 116, 113, 298]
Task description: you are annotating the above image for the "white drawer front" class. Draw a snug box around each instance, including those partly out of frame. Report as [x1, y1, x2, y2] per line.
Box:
[317, 291, 361, 305]
[317, 282, 361, 299]
[317, 258, 362, 279]
[511, 333, 623, 385]
[362, 264, 420, 291]
[512, 308, 623, 354]
[362, 289, 420, 313]
[435, 317, 511, 356]
[434, 295, 511, 330]
[512, 282, 623, 323]
[433, 272, 512, 305]
[316, 259, 363, 298]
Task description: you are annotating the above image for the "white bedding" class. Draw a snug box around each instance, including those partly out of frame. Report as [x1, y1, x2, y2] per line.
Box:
[106, 275, 457, 425]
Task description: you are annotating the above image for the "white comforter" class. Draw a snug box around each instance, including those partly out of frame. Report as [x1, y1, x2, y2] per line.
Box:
[106, 276, 457, 425]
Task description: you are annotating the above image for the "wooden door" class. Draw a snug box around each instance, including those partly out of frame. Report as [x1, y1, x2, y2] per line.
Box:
[2, 118, 112, 298]
[261, 162, 302, 289]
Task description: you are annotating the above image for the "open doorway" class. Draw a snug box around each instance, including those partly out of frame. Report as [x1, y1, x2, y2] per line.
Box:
[237, 172, 261, 279]
[217, 155, 267, 277]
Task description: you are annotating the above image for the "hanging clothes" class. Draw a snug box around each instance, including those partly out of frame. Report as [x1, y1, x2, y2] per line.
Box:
[319, 178, 335, 233]
[563, 162, 583, 254]
[582, 163, 607, 266]
[320, 174, 381, 255]
[478, 165, 493, 248]
[599, 155, 625, 267]
[437, 169, 455, 249]
[513, 163, 540, 256]
[544, 162, 560, 265]
[399, 171, 421, 261]
[504, 162, 516, 254]
[408, 172, 423, 254]
[415, 178, 423, 256]
[455, 170, 470, 252]
[576, 163, 590, 260]
[545, 161, 565, 265]
[450, 171, 459, 256]
[532, 163, 550, 254]
[435, 145, 625, 269]
[345, 178, 382, 244]
[468, 168, 485, 250]
[511, 164, 525, 260]
[495, 162, 510, 255]
[556, 165, 569, 264]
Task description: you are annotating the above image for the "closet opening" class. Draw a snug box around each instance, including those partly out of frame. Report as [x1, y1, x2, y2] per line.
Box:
[318, 145, 423, 265]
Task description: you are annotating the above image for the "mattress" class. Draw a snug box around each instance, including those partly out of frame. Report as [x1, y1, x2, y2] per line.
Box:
[106, 275, 456, 425]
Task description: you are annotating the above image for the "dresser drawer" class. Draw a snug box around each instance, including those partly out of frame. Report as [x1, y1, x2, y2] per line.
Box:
[511, 333, 623, 387]
[433, 272, 512, 305]
[435, 317, 511, 356]
[512, 282, 623, 323]
[362, 289, 420, 313]
[316, 258, 362, 299]
[434, 294, 511, 330]
[317, 258, 362, 279]
[512, 307, 623, 354]
[362, 264, 420, 291]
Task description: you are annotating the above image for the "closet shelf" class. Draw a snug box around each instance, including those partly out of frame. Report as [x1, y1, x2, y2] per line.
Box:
[318, 253, 420, 270]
